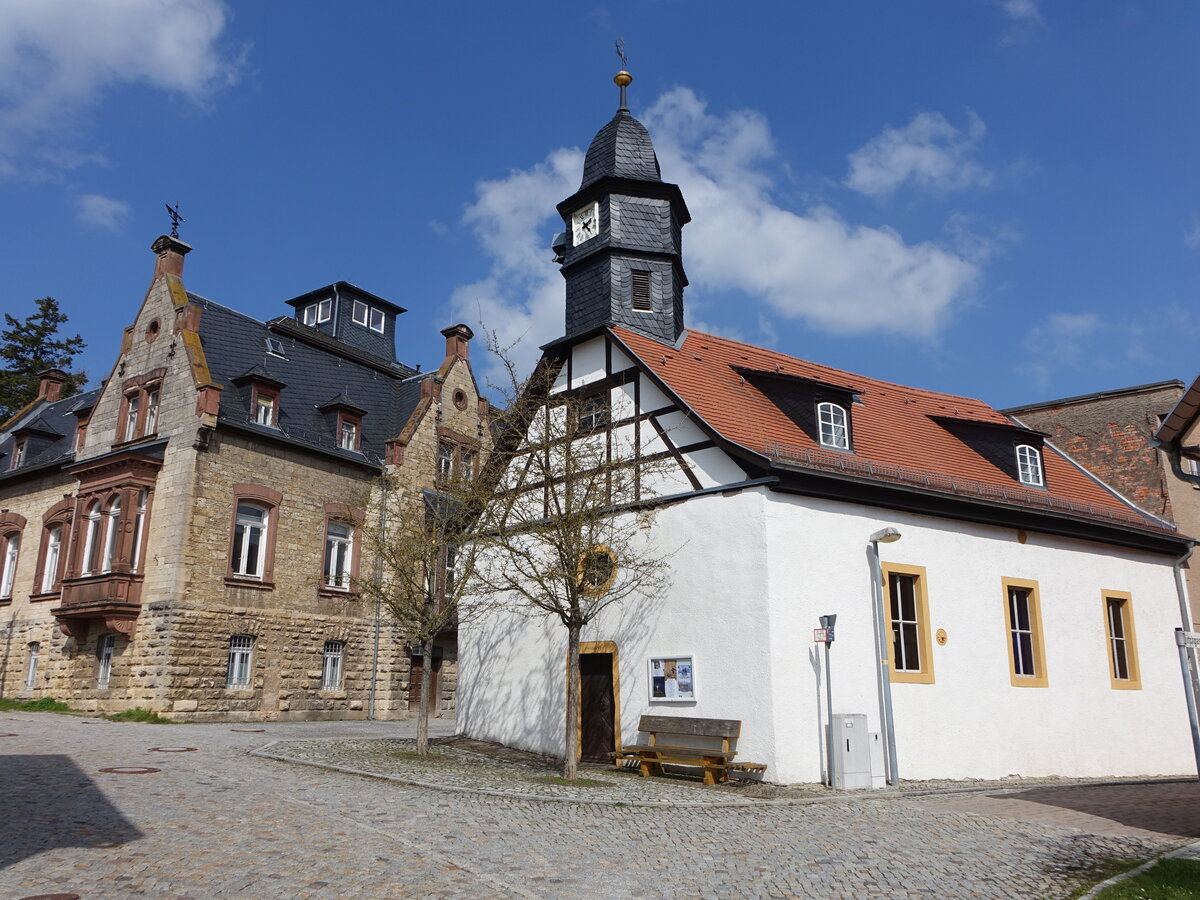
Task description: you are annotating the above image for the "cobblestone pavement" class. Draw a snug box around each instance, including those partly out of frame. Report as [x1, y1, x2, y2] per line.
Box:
[2, 712, 1197, 899]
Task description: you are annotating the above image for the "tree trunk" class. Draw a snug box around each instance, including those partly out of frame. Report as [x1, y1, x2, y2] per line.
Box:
[416, 637, 433, 755]
[564, 621, 581, 780]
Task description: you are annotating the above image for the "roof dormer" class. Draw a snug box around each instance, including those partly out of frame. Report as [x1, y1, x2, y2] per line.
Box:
[285, 282, 406, 363]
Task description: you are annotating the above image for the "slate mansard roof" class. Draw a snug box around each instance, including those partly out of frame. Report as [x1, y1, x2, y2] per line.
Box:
[192, 294, 427, 464]
[609, 326, 1185, 547]
[0, 388, 99, 478]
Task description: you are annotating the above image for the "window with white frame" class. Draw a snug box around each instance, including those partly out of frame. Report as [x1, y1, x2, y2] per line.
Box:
[10, 439, 27, 470]
[1016, 444, 1044, 487]
[253, 391, 277, 427]
[1, 533, 19, 599]
[81, 501, 102, 575]
[226, 634, 254, 687]
[97, 633, 115, 688]
[25, 642, 39, 691]
[817, 401, 849, 450]
[101, 496, 121, 573]
[131, 489, 148, 572]
[303, 298, 331, 326]
[323, 521, 353, 590]
[338, 416, 359, 451]
[41, 524, 62, 593]
[438, 442, 455, 479]
[351, 300, 385, 333]
[231, 503, 268, 578]
[575, 394, 609, 432]
[321, 640, 344, 689]
[123, 393, 140, 442]
[144, 388, 159, 435]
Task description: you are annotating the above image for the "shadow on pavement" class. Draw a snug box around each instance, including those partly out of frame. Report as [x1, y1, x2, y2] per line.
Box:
[994, 780, 1200, 838]
[0, 754, 143, 868]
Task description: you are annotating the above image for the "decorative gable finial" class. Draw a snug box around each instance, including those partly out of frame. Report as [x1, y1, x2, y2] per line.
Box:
[165, 202, 185, 238]
[614, 38, 631, 111]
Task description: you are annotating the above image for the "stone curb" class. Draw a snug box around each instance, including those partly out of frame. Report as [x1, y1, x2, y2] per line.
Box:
[250, 736, 1197, 811]
[1076, 837, 1200, 898]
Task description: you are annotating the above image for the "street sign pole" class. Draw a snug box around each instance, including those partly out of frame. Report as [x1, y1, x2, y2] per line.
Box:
[819, 614, 837, 787]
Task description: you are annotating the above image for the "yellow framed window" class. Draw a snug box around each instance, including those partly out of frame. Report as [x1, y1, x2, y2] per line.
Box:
[882, 562, 935, 684]
[1102, 591, 1141, 690]
[1002, 578, 1048, 687]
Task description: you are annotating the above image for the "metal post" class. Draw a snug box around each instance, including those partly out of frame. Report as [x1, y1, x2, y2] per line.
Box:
[869, 528, 901, 787]
[1173, 551, 1200, 781]
[820, 613, 837, 787]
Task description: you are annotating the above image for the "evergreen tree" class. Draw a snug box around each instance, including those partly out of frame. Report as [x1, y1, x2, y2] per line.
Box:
[0, 298, 87, 422]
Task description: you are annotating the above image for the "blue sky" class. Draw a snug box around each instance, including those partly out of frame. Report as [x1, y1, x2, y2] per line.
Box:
[2, 1, 1197, 409]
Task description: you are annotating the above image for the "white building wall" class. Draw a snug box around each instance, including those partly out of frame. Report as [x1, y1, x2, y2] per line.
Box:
[461, 483, 1196, 782]
[763, 492, 1195, 782]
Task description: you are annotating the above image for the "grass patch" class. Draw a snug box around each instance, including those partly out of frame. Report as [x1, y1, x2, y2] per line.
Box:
[104, 708, 173, 724]
[0, 696, 74, 713]
[1093, 858, 1200, 899]
[529, 774, 606, 787]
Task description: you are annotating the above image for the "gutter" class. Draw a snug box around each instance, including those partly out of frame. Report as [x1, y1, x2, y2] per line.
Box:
[1172, 545, 1200, 780]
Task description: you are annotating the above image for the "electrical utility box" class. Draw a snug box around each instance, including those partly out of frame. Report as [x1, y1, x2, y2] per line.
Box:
[829, 714, 874, 790]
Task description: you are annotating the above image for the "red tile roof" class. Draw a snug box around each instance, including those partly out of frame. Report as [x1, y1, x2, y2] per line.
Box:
[612, 326, 1176, 535]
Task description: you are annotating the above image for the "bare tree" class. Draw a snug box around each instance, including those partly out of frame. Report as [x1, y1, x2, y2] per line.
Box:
[474, 345, 676, 780]
[354, 470, 495, 755]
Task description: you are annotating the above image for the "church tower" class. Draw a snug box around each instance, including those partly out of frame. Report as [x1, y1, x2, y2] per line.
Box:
[555, 70, 691, 345]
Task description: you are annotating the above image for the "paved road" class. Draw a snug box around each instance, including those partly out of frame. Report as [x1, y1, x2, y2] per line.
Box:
[1, 713, 1197, 899]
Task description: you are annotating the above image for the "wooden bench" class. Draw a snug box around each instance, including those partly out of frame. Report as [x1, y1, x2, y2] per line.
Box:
[610, 715, 766, 785]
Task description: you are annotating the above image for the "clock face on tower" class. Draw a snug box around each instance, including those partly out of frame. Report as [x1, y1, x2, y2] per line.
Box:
[572, 202, 599, 246]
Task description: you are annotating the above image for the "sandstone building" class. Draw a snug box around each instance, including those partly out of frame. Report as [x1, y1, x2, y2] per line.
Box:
[0, 235, 488, 720]
[1004, 381, 1200, 630]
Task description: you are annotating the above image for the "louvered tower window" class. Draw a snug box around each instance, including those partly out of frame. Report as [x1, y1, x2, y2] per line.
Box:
[631, 270, 652, 311]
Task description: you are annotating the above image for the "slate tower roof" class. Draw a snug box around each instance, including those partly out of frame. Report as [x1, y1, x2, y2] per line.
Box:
[579, 109, 663, 189]
[556, 70, 690, 347]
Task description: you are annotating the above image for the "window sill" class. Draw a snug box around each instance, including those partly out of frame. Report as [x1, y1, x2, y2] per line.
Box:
[0, 597, 11, 607]
[29, 591, 61, 603]
[224, 576, 275, 591]
[223, 686, 255, 694]
[318, 586, 358, 599]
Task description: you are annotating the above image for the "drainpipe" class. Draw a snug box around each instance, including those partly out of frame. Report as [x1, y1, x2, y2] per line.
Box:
[367, 477, 389, 720]
[1172, 546, 1200, 780]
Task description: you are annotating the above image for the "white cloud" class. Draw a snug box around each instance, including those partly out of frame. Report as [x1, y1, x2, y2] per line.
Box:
[1000, 0, 1042, 23]
[76, 192, 130, 231]
[453, 88, 981, 385]
[0, 0, 242, 172]
[845, 111, 992, 198]
[1019, 312, 1101, 385]
[1185, 220, 1200, 249]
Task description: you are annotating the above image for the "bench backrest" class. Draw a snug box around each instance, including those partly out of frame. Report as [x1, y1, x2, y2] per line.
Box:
[638, 715, 741, 739]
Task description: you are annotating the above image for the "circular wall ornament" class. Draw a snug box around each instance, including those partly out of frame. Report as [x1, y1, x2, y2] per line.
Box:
[452, 389, 468, 410]
[936, 628, 948, 646]
[145, 319, 161, 342]
[578, 545, 618, 597]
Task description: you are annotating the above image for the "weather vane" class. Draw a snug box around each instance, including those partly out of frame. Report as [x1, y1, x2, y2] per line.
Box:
[165, 203, 185, 239]
[614, 37, 628, 68]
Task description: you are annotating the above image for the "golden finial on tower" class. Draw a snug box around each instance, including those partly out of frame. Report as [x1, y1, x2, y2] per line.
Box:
[614, 38, 632, 110]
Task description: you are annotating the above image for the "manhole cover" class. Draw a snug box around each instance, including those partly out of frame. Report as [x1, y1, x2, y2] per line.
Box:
[20, 894, 81, 899]
[98, 766, 160, 775]
[148, 746, 197, 753]
[230, 728, 265, 733]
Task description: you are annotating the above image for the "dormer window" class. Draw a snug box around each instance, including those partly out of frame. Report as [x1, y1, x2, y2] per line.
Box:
[351, 300, 385, 334]
[265, 337, 286, 358]
[117, 371, 165, 443]
[302, 298, 332, 327]
[253, 390, 278, 427]
[817, 401, 850, 450]
[338, 414, 360, 451]
[1016, 444, 1044, 487]
[10, 438, 27, 470]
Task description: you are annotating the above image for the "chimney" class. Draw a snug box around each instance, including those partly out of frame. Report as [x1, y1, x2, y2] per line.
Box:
[37, 368, 69, 403]
[151, 234, 192, 280]
[441, 324, 474, 361]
